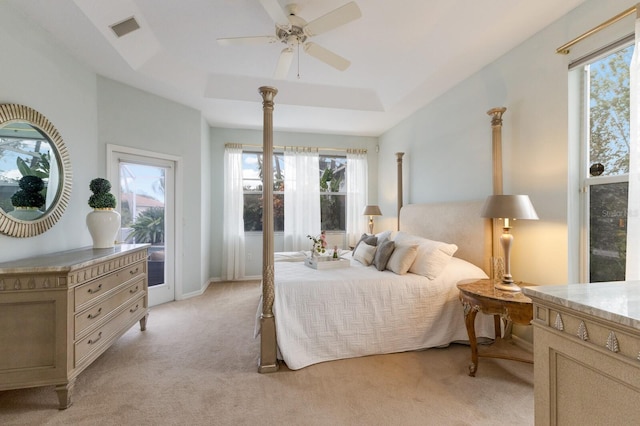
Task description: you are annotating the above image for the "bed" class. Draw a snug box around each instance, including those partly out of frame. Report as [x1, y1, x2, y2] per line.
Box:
[257, 200, 497, 370]
[255, 91, 496, 371]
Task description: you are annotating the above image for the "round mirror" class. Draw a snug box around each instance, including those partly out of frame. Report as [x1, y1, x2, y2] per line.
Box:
[0, 104, 72, 237]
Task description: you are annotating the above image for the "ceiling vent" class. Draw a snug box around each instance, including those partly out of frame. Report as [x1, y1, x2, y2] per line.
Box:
[110, 16, 140, 38]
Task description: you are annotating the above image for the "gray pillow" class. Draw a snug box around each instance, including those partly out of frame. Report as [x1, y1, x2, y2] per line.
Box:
[373, 240, 395, 271]
[353, 233, 377, 253]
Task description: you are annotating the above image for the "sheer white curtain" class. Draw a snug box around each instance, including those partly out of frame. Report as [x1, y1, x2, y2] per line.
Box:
[627, 16, 640, 280]
[222, 144, 245, 280]
[284, 147, 320, 251]
[346, 149, 368, 247]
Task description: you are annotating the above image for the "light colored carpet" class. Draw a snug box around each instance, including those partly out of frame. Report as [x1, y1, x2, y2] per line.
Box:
[0, 281, 533, 425]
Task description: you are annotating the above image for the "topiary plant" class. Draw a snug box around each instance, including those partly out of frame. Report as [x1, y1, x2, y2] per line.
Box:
[88, 177, 117, 209]
[11, 175, 45, 208]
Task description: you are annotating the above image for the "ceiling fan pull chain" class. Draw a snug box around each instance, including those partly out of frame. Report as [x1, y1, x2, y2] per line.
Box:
[297, 42, 301, 79]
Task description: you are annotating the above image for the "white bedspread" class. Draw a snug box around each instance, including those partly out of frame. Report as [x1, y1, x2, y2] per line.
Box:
[269, 256, 495, 370]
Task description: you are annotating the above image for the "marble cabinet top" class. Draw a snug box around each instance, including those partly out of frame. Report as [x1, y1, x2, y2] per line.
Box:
[522, 281, 640, 330]
[0, 244, 150, 274]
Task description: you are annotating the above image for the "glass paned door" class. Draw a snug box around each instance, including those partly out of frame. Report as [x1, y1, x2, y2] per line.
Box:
[111, 152, 175, 306]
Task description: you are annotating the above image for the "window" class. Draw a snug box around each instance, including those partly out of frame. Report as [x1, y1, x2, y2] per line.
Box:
[580, 44, 633, 282]
[242, 152, 284, 231]
[320, 156, 346, 231]
[242, 151, 347, 232]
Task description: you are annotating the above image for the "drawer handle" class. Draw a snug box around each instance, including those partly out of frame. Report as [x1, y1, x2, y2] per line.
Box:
[87, 308, 102, 319]
[87, 284, 103, 294]
[130, 304, 140, 314]
[129, 285, 139, 294]
[130, 267, 139, 275]
[88, 332, 102, 345]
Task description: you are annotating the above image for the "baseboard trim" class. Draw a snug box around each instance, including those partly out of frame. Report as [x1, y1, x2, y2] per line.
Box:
[511, 334, 533, 353]
[178, 279, 212, 300]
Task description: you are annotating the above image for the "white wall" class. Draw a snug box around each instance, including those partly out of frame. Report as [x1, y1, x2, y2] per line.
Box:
[0, 3, 98, 260]
[210, 127, 378, 278]
[96, 77, 209, 297]
[378, 0, 637, 288]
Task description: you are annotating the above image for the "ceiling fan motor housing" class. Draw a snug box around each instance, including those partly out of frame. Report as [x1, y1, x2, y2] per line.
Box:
[276, 25, 307, 46]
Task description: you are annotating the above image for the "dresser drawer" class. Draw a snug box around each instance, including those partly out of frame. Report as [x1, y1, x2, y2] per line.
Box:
[74, 278, 145, 339]
[74, 261, 145, 308]
[74, 295, 146, 366]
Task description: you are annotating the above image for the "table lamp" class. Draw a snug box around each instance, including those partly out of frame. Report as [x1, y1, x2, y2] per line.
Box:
[480, 194, 538, 291]
[362, 205, 382, 234]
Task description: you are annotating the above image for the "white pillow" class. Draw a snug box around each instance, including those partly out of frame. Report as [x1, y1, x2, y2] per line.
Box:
[353, 242, 377, 266]
[413, 239, 458, 279]
[436, 256, 489, 283]
[385, 244, 418, 275]
[392, 231, 417, 244]
[393, 232, 458, 279]
[375, 230, 392, 243]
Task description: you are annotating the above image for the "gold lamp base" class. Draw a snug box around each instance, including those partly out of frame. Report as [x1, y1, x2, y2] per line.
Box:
[494, 277, 521, 292]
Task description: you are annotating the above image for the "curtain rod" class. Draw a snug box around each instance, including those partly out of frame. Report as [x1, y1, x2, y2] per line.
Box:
[227, 142, 367, 154]
[556, 5, 636, 54]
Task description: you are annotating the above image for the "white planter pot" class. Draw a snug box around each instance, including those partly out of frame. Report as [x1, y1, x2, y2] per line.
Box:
[86, 209, 121, 248]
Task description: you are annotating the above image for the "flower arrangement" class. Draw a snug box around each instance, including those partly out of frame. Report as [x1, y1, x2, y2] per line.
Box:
[307, 231, 327, 257]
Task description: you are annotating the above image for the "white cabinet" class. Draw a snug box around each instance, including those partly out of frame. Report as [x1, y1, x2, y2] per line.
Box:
[523, 283, 640, 425]
[0, 244, 149, 409]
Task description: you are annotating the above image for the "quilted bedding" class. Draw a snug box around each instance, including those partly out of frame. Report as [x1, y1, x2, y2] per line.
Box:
[269, 255, 496, 370]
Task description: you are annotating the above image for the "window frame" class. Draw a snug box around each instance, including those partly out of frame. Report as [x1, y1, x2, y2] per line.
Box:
[241, 149, 349, 234]
[576, 42, 633, 282]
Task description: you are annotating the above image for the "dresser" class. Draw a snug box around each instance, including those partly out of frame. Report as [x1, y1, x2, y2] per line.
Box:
[523, 282, 640, 425]
[0, 244, 149, 409]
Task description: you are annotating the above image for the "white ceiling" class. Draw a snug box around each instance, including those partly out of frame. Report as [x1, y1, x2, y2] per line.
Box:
[7, 0, 586, 136]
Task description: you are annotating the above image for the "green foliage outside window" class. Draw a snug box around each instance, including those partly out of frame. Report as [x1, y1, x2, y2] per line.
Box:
[126, 206, 165, 244]
[589, 47, 631, 176]
[242, 152, 346, 232]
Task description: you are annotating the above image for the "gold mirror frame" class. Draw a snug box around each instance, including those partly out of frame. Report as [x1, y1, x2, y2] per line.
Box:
[0, 104, 72, 237]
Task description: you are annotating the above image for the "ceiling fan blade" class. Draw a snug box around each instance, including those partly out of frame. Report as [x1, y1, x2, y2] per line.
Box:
[303, 42, 350, 71]
[303, 1, 362, 37]
[274, 48, 294, 79]
[258, 0, 291, 28]
[217, 35, 278, 46]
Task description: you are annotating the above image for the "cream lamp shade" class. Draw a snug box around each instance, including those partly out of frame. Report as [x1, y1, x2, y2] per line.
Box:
[362, 205, 382, 234]
[480, 195, 538, 291]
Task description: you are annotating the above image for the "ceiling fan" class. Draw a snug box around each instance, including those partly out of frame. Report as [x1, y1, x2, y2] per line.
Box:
[217, 0, 362, 79]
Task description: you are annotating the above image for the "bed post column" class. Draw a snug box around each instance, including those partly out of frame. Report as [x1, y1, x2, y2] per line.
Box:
[487, 107, 506, 196]
[396, 152, 404, 231]
[487, 107, 506, 279]
[258, 86, 279, 373]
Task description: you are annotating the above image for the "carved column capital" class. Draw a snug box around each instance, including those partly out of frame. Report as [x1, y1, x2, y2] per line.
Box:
[259, 86, 278, 107]
[487, 107, 507, 127]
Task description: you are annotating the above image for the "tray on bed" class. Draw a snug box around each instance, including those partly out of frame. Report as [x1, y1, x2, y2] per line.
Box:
[304, 257, 350, 270]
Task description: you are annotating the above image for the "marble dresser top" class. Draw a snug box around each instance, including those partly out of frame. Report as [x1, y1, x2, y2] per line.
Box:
[522, 282, 640, 330]
[0, 244, 150, 274]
